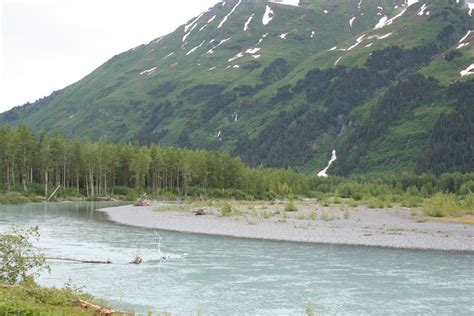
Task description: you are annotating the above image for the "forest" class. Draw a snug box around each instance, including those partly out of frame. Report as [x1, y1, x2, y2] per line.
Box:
[0, 125, 310, 200]
[0, 125, 473, 217]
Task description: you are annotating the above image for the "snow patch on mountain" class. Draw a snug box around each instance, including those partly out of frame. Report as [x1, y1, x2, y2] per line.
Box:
[252, 54, 261, 59]
[374, 16, 388, 29]
[334, 56, 342, 66]
[150, 37, 163, 45]
[186, 40, 206, 55]
[257, 33, 269, 45]
[457, 30, 472, 48]
[460, 64, 474, 77]
[468, 2, 474, 16]
[218, 0, 242, 28]
[140, 67, 157, 76]
[368, 32, 392, 40]
[279, 33, 288, 39]
[365, 42, 374, 47]
[406, 0, 419, 6]
[184, 13, 204, 33]
[349, 17, 356, 28]
[200, 15, 216, 31]
[317, 150, 337, 177]
[183, 23, 198, 43]
[374, 0, 419, 30]
[329, 46, 337, 51]
[311, 30, 316, 38]
[347, 35, 366, 51]
[232, 112, 239, 122]
[244, 14, 254, 31]
[246, 47, 261, 54]
[163, 52, 175, 59]
[262, 5, 275, 25]
[229, 52, 244, 62]
[207, 37, 232, 54]
[417, 4, 428, 15]
[377, 32, 392, 39]
[207, 14, 217, 23]
[269, 0, 299, 7]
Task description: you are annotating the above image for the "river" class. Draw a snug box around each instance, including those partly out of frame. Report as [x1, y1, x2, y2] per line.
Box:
[0, 202, 473, 315]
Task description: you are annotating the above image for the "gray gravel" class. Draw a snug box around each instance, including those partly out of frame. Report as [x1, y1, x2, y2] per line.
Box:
[98, 203, 474, 252]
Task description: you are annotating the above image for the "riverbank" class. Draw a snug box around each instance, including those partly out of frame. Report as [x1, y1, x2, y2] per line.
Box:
[0, 283, 114, 315]
[98, 200, 474, 252]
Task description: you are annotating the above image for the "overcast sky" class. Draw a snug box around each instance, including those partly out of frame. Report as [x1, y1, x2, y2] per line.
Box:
[0, 0, 218, 113]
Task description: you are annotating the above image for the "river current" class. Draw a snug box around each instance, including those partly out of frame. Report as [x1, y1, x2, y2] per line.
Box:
[0, 202, 472, 315]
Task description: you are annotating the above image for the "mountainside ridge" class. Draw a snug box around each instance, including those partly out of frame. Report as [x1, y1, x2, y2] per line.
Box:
[1, 0, 473, 176]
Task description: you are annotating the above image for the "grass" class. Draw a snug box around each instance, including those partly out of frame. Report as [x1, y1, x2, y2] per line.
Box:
[284, 200, 298, 212]
[258, 209, 274, 219]
[419, 216, 474, 225]
[320, 211, 336, 221]
[154, 204, 188, 212]
[0, 192, 32, 205]
[0, 282, 99, 315]
[297, 212, 306, 220]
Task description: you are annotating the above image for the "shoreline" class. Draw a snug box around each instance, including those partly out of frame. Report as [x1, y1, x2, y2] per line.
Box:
[97, 201, 474, 252]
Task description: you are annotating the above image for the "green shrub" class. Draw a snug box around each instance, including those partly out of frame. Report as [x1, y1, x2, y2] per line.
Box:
[423, 193, 460, 217]
[220, 202, 233, 216]
[401, 195, 423, 208]
[111, 186, 131, 196]
[0, 192, 31, 205]
[259, 210, 273, 219]
[284, 201, 298, 212]
[366, 198, 385, 209]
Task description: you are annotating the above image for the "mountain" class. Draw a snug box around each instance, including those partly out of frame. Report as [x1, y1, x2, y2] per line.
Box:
[1, 0, 473, 176]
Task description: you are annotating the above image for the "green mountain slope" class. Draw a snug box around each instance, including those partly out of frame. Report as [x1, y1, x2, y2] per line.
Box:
[1, 0, 473, 176]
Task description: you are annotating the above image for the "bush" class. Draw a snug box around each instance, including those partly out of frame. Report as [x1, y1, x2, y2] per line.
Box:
[112, 186, 132, 196]
[0, 192, 31, 205]
[284, 201, 298, 212]
[423, 193, 460, 217]
[219, 202, 233, 216]
[0, 226, 50, 284]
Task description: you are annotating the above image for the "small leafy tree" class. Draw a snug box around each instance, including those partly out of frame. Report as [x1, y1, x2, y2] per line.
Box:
[0, 226, 50, 284]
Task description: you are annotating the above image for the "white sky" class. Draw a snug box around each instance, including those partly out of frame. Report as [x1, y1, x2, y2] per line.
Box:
[0, 0, 218, 113]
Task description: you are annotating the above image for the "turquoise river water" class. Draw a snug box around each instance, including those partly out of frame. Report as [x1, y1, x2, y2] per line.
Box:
[0, 202, 473, 315]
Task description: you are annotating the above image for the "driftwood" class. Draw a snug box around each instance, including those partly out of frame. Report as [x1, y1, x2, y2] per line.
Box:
[70, 299, 120, 315]
[195, 209, 205, 216]
[134, 194, 152, 206]
[47, 185, 61, 201]
[46, 257, 112, 264]
[130, 255, 143, 264]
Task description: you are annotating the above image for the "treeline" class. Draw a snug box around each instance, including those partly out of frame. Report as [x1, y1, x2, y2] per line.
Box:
[416, 80, 474, 174]
[0, 125, 310, 199]
[1, 125, 473, 203]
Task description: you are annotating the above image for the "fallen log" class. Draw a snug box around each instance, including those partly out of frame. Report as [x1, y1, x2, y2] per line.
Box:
[70, 299, 119, 315]
[46, 257, 112, 264]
